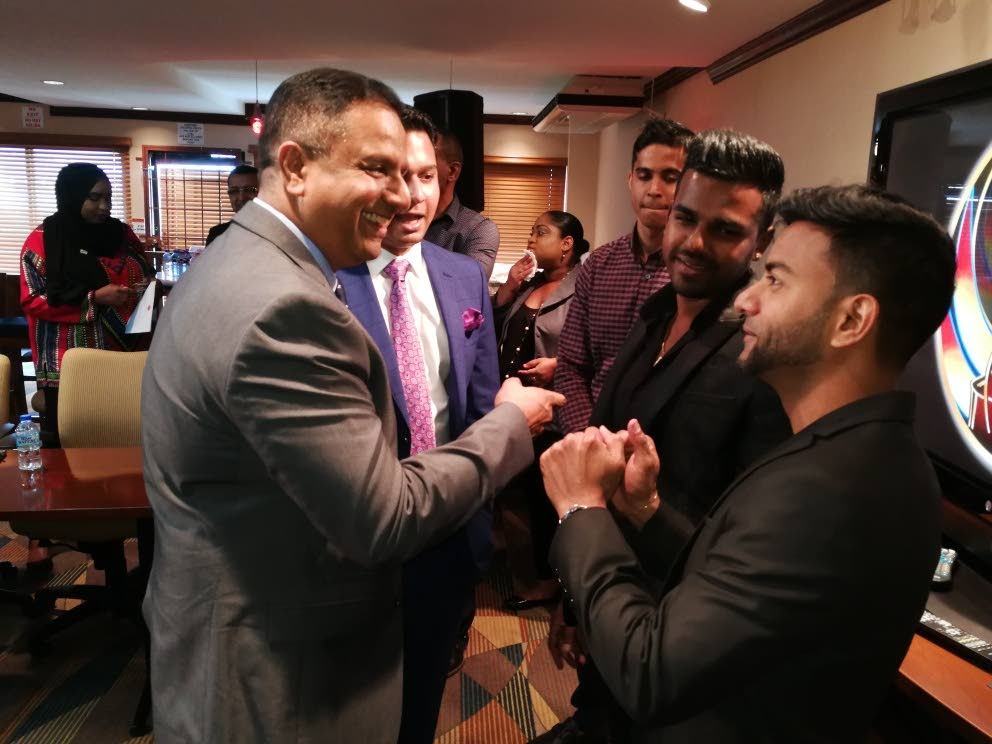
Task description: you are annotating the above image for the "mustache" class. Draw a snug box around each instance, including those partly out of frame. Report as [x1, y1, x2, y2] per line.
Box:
[671, 248, 716, 271]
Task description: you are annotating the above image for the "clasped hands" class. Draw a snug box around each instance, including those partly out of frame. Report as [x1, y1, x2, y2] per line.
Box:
[540, 419, 661, 528]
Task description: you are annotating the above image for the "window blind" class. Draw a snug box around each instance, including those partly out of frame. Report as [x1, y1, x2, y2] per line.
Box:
[152, 164, 234, 251]
[0, 145, 130, 274]
[482, 161, 566, 265]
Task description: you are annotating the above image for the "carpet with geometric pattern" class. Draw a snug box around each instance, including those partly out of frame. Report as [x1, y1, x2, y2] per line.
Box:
[0, 520, 575, 743]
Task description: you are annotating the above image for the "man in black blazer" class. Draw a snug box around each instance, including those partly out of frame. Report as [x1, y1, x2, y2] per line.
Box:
[205, 164, 259, 246]
[540, 185, 955, 743]
[538, 130, 793, 743]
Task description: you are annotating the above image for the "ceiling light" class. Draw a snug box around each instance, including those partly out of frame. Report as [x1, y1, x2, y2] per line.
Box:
[42, 80, 64, 86]
[250, 60, 264, 137]
[132, 107, 148, 111]
[512, 112, 528, 116]
[678, 0, 710, 12]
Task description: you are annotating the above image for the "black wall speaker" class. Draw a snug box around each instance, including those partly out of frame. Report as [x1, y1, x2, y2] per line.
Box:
[413, 89, 484, 212]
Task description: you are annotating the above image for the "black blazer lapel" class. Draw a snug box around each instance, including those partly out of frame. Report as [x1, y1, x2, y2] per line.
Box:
[634, 319, 740, 432]
[590, 316, 651, 427]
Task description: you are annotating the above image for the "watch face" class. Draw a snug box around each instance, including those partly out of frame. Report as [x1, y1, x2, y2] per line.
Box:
[936, 139, 992, 469]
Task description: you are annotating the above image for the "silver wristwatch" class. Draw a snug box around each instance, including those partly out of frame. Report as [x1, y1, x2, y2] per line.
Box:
[558, 504, 590, 525]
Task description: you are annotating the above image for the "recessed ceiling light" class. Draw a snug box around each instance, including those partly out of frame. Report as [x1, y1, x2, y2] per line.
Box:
[132, 107, 149, 111]
[512, 112, 528, 116]
[678, 0, 710, 12]
[42, 80, 64, 86]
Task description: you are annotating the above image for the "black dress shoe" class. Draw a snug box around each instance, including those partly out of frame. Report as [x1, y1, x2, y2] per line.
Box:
[503, 593, 557, 612]
[447, 631, 468, 676]
[529, 716, 608, 743]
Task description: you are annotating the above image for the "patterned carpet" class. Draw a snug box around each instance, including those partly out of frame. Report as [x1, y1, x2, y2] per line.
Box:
[0, 519, 576, 743]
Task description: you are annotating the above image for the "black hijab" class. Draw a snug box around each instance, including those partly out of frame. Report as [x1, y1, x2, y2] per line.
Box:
[42, 163, 126, 306]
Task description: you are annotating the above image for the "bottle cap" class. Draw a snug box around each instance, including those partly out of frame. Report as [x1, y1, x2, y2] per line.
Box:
[18, 414, 31, 422]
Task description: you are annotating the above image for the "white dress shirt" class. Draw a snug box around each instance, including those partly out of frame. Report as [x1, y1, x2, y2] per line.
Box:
[367, 243, 451, 445]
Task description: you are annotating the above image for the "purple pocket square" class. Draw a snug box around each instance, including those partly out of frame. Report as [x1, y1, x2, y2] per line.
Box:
[462, 307, 485, 334]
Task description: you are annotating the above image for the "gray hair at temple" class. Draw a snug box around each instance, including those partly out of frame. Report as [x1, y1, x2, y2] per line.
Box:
[682, 129, 785, 231]
[258, 68, 403, 169]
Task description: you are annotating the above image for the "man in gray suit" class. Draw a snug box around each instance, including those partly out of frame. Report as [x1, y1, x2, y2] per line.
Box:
[141, 68, 563, 744]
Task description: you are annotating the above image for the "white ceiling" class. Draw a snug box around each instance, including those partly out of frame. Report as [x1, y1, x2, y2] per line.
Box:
[0, 0, 820, 115]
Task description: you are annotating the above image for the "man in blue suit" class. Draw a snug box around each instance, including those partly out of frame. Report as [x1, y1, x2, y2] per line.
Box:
[337, 106, 498, 744]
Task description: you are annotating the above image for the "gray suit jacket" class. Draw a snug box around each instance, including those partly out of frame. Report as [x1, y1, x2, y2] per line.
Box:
[141, 201, 533, 744]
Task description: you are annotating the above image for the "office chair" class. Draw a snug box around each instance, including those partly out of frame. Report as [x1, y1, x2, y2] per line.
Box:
[9, 348, 146, 633]
[9, 348, 152, 734]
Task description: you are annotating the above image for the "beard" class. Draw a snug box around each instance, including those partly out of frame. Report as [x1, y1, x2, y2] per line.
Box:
[740, 305, 831, 378]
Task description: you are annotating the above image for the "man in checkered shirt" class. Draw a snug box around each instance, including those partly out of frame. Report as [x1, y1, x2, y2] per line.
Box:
[425, 129, 500, 279]
[554, 117, 695, 433]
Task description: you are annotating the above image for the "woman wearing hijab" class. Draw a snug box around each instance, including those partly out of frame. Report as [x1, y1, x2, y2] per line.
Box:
[20, 162, 153, 438]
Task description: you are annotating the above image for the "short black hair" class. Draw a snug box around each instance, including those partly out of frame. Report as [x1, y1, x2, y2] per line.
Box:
[777, 184, 955, 368]
[682, 129, 785, 231]
[258, 68, 403, 169]
[227, 164, 258, 182]
[435, 128, 464, 165]
[400, 106, 439, 143]
[631, 117, 694, 166]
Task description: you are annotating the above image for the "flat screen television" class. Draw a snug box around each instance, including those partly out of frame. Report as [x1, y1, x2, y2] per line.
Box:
[869, 60, 992, 570]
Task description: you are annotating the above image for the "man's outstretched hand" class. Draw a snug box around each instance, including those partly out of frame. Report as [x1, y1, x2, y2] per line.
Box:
[495, 376, 565, 436]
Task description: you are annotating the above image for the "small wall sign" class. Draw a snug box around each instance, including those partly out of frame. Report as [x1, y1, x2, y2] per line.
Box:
[21, 104, 44, 129]
[177, 122, 205, 146]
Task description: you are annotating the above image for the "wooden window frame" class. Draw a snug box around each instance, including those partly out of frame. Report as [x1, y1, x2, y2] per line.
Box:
[141, 145, 245, 250]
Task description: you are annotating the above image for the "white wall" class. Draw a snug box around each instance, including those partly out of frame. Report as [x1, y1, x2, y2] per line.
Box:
[592, 112, 649, 248]
[594, 0, 992, 232]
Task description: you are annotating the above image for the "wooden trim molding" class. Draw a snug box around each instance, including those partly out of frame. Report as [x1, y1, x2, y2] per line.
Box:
[51, 106, 249, 127]
[644, 67, 704, 99]
[707, 0, 889, 84]
[0, 132, 132, 149]
[484, 155, 567, 167]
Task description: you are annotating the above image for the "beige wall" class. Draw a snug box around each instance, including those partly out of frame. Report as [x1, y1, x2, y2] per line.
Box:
[592, 112, 649, 247]
[595, 0, 992, 231]
[563, 133, 600, 248]
[485, 123, 568, 159]
[484, 123, 599, 243]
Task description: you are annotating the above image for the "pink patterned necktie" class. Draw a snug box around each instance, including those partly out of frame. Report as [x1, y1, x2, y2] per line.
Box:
[383, 258, 436, 455]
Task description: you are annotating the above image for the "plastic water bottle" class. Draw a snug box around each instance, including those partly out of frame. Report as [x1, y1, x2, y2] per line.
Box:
[14, 414, 42, 471]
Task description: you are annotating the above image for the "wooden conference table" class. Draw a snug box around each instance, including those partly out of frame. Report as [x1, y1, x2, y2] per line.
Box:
[0, 447, 989, 740]
[0, 446, 152, 736]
